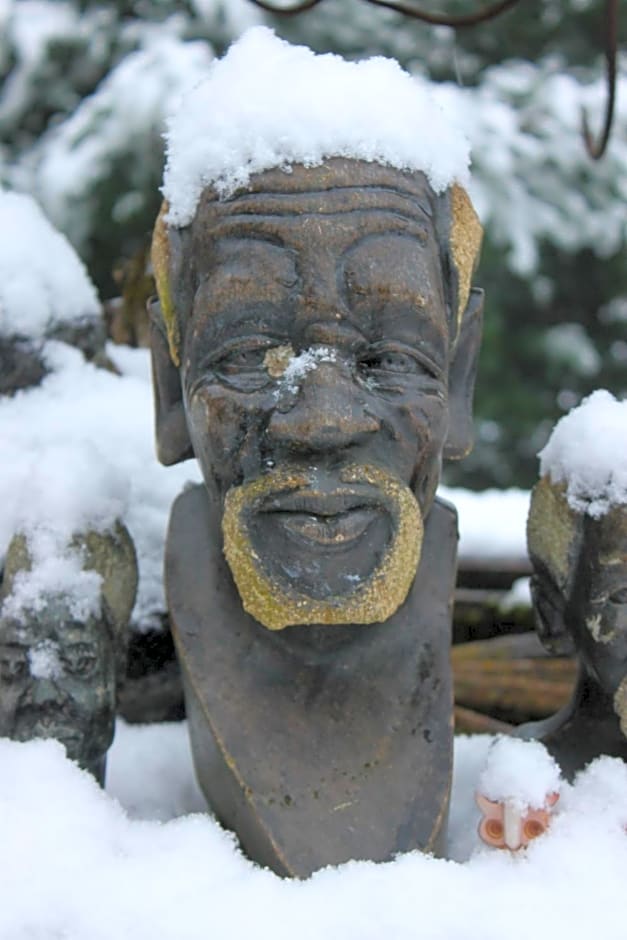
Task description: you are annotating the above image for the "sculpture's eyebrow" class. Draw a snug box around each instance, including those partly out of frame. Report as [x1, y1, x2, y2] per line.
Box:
[207, 184, 433, 221]
[203, 210, 429, 247]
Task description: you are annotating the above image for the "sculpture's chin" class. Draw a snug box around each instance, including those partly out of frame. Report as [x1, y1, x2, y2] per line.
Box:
[222, 464, 423, 630]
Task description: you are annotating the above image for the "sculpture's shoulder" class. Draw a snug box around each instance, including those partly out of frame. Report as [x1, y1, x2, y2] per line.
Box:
[170, 482, 209, 529]
[166, 482, 222, 582]
[429, 494, 460, 541]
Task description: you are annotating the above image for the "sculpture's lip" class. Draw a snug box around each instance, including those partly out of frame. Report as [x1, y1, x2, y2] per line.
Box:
[256, 486, 387, 550]
[259, 485, 383, 516]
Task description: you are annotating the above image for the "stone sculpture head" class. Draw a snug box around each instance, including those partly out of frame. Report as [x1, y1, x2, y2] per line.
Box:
[151, 161, 484, 630]
[151, 159, 483, 630]
[527, 477, 627, 726]
[0, 190, 105, 397]
[0, 524, 137, 782]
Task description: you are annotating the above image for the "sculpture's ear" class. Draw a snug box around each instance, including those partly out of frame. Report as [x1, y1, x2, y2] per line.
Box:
[444, 287, 484, 460]
[530, 570, 575, 656]
[149, 311, 194, 466]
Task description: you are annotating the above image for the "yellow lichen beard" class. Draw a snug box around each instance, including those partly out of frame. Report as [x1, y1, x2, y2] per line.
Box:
[222, 464, 423, 630]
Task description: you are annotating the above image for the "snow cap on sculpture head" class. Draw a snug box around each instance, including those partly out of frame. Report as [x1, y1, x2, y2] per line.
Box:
[153, 27, 482, 369]
[150, 28, 484, 629]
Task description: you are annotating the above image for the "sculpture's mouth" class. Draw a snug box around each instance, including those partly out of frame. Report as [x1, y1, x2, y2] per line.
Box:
[259, 488, 384, 551]
[222, 464, 423, 630]
[13, 707, 85, 750]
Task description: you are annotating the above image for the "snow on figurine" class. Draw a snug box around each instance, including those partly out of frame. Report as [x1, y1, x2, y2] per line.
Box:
[150, 28, 483, 876]
[0, 189, 106, 396]
[519, 391, 627, 778]
[476, 737, 561, 851]
[0, 525, 137, 785]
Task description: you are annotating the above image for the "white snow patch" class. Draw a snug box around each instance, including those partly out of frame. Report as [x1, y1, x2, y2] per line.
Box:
[28, 639, 63, 680]
[478, 737, 562, 812]
[539, 389, 627, 517]
[439, 485, 529, 562]
[2, 728, 627, 939]
[500, 577, 532, 610]
[0, 189, 100, 338]
[163, 27, 470, 225]
[0, 341, 201, 630]
[280, 346, 336, 393]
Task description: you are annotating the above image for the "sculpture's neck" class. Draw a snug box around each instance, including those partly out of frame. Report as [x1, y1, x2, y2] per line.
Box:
[166, 484, 459, 877]
[531, 667, 627, 780]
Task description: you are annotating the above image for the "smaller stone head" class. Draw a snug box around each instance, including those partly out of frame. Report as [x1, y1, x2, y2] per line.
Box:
[0, 524, 137, 783]
[0, 190, 104, 397]
[527, 478, 627, 720]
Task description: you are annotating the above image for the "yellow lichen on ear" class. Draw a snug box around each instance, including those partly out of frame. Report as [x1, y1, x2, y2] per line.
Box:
[450, 184, 483, 328]
[151, 201, 181, 367]
[527, 476, 579, 590]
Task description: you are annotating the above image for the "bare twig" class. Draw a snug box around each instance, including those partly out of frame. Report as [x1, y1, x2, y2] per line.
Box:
[362, 0, 522, 29]
[582, 0, 618, 160]
[248, 0, 326, 13]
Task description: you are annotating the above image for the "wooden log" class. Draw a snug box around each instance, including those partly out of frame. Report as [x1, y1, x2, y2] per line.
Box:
[452, 633, 577, 722]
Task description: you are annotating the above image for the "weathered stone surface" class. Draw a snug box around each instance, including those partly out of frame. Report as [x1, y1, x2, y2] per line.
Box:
[151, 158, 483, 872]
[167, 484, 457, 877]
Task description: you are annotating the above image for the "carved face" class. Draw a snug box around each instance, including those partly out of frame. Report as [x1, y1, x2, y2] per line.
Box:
[0, 599, 116, 765]
[155, 164, 481, 628]
[567, 508, 627, 697]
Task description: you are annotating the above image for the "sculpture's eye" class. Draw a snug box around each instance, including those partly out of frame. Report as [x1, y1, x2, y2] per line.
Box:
[0, 652, 28, 682]
[212, 338, 277, 392]
[63, 643, 98, 676]
[609, 587, 627, 605]
[358, 345, 439, 384]
[219, 346, 268, 373]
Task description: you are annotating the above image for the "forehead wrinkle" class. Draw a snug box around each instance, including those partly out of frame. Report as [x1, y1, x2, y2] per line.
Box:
[197, 181, 433, 220]
[196, 210, 429, 248]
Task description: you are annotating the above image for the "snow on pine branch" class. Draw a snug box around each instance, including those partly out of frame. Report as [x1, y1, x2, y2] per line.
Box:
[433, 58, 627, 274]
[29, 32, 214, 249]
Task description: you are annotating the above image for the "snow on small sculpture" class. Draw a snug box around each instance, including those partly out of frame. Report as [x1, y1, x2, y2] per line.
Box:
[0, 189, 100, 339]
[162, 26, 470, 226]
[476, 737, 561, 851]
[539, 390, 627, 518]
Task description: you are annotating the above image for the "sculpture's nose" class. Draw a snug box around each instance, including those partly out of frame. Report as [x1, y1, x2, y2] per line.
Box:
[268, 360, 380, 453]
[29, 678, 64, 708]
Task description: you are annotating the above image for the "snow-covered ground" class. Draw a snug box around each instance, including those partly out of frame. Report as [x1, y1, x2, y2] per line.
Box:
[2, 723, 627, 940]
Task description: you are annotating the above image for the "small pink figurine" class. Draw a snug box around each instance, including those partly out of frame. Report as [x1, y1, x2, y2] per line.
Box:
[476, 792, 560, 850]
[475, 737, 562, 851]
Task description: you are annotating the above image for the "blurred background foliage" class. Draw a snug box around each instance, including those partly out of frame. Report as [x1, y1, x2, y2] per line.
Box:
[1, 0, 625, 489]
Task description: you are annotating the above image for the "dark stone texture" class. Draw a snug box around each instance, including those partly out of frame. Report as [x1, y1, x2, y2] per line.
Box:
[519, 483, 627, 778]
[167, 483, 457, 877]
[151, 159, 483, 872]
